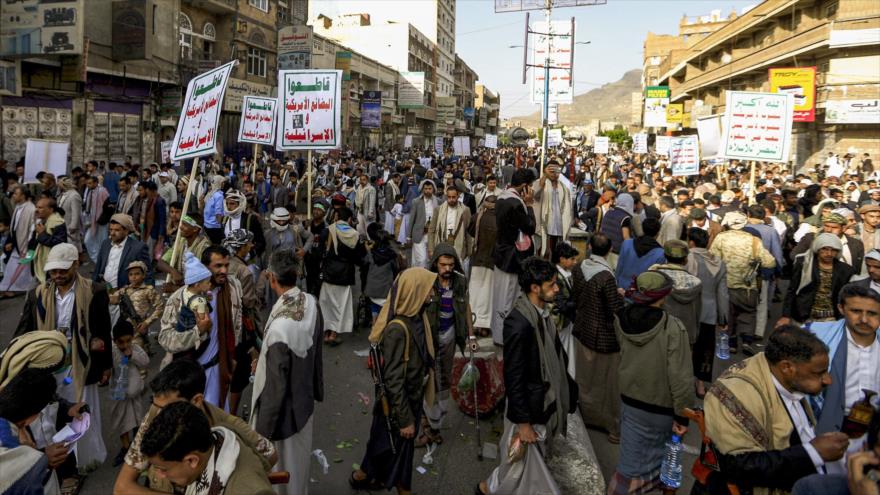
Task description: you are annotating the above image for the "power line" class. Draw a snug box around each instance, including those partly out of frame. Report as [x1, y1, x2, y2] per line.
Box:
[458, 20, 522, 36]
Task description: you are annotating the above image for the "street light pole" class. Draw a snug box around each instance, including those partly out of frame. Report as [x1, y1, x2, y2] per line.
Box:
[541, 0, 552, 173]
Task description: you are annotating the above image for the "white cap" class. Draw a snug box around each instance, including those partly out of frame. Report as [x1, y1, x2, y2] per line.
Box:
[158, 171, 170, 178]
[44, 243, 79, 272]
[866, 249, 880, 263]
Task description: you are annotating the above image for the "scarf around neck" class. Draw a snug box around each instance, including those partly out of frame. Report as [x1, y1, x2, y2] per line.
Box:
[511, 293, 570, 438]
[186, 427, 240, 495]
[579, 254, 613, 282]
[328, 221, 359, 254]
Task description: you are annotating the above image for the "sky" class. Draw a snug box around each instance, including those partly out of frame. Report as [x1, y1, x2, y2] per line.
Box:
[454, 0, 758, 118]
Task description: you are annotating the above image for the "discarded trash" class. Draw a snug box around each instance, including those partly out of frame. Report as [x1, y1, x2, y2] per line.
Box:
[422, 443, 437, 465]
[416, 466, 427, 475]
[357, 392, 371, 408]
[312, 449, 329, 474]
[354, 348, 370, 357]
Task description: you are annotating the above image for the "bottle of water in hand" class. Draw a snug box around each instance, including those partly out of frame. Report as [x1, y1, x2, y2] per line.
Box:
[111, 356, 129, 401]
[659, 434, 683, 489]
[715, 329, 730, 360]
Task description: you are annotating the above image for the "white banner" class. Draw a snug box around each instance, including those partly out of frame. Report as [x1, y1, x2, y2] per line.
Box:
[24, 139, 68, 182]
[434, 136, 444, 154]
[548, 104, 559, 125]
[276, 70, 343, 150]
[530, 21, 573, 105]
[696, 114, 724, 159]
[632, 133, 648, 153]
[825, 99, 880, 124]
[655, 135, 671, 156]
[719, 91, 794, 163]
[484, 134, 498, 149]
[237, 96, 277, 145]
[404, 135, 413, 148]
[670, 135, 700, 176]
[453, 136, 471, 157]
[399, 72, 425, 109]
[171, 60, 236, 161]
[547, 128, 563, 147]
[593, 136, 609, 154]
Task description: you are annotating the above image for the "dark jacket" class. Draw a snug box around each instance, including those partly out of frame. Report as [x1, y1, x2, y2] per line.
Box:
[571, 258, 624, 353]
[783, 259, 854, 322]
[92, 235, 154, 287]
[320, 227, 366, 286]
[425, 243, 471, 353]
[381, 315, 431, 429]
[467, 204, 497, 269]
[503, 303, 578, 425]
[16, 282, 112, 386]
[493, 194, 536, 274]
[792, 232, 864, 273]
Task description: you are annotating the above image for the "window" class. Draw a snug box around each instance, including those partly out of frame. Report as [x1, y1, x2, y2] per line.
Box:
[249, 0, 268, 12]
[247, 47, 266, 77]
[203, 40, 214, 60]
[179, 13, 193, 60]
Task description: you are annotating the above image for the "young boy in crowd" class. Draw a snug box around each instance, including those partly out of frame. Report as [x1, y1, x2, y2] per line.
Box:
[551, 242, 580, 378]
[109, 261, 163, 355]
[176, 251, 213, 335]
[109, 319, 150, 466]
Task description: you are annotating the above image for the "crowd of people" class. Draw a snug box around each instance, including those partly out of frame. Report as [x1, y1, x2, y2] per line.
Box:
[0, 145, 878, 495]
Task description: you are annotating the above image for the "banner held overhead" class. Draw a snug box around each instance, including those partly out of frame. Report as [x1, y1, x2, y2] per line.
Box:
[276, 69, 343, 150]
[238, 96, 277, 145]
[171, 60, 236, 161]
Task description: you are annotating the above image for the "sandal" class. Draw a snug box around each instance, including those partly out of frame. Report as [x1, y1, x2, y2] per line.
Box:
[60, 475, 84, 495]
[349, 472, 383, 491]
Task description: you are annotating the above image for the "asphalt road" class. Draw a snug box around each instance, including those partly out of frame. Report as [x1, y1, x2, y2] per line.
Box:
[0, 268, 781, 494]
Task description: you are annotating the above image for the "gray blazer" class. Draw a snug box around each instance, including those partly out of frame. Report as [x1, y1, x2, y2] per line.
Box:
[356, 185, 377, 221]
[407, 196, 440, 244]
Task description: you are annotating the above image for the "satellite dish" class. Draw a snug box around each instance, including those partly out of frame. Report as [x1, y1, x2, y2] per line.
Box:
[508, 127, 530, 146]
[563, 130, 585, 147]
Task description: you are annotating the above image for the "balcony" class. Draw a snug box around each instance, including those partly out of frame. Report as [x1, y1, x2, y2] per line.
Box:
[183, 0, 237, 15]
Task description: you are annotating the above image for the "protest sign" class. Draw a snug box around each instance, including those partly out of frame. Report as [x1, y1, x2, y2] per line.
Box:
[171, 60, 236, 161]
[24, 139, 68, 182]
[404, 135, 413, 148]
[453, 136, 471, 157]
[670, 135, 700, 176]
[434, 136, 444, 154]
[237, 96, 276, 145]
[547, 129, 562, 147]
[160, 140, 173, 163]
[632, 133, 648, 153]
[719, 91, 794, 163]
[696, 114, 723, 159]
[655, 135, 671, 156]
[276, 69, 343, 150]
[484, 134, 498, 149]
[593, 136, 609, 154]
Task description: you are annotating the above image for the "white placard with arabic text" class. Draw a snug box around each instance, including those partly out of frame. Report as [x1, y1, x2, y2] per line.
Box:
[719, 91, 794, 164]
[632, 133, 648, 153]
[547, 129, 563, 147]
[277, 70, 342, 150]
[237, 96, 277, 145]
[453, 136, 471, 157]
[171, 60, 236, 161]
[655, 135, 671, 156]
[593, 136, 609, 154]
[434, 136, 444, 154]
[404, 135, 413, 148]
[484, 134, 498, 149]
[670, 135, 700, 176]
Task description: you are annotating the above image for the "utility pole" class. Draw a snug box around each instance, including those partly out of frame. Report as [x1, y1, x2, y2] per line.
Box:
[540, 0, 552, 172]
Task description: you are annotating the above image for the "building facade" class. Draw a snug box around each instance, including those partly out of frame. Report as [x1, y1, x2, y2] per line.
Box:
[655, 0, 880, 168]
[476, 83, 501, 138]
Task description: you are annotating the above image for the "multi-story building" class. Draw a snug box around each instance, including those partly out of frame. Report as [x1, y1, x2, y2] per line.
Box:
[656, 0, 880, 168]
[454, 54, 478, 143]
[476, 83, 501, 137]
[312, 13, 439, 147]
[310, 33, 399, 151]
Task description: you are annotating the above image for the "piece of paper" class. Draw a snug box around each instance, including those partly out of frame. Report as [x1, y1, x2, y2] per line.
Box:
[52, 412, 90, 446]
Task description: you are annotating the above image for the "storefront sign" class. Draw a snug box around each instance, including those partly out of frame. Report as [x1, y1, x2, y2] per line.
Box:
[1, 0, 84, 56]
[224, 78, 273, 112]
[644, 86, 669, 128]
[769, 67, 816, 122]
[361, 90, 381, 129]
[399, 72, 425, 109]
[825, 99, 880, 124]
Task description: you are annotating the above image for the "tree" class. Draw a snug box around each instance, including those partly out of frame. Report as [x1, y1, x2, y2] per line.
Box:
[599, 128, 632, 149]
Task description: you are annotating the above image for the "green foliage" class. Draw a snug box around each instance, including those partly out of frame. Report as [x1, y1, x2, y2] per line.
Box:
[599, 129, 632, 149]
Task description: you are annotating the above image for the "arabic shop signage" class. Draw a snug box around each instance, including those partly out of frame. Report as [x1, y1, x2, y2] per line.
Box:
[170, 60, 236, 161]
[361, 90, 381, 129]
[278, 25, 312, 71]
[237, 96, 276, 145]
[825, 99, 880, 124]
[276, 69, 343, 150]
[224, 78, 273, 112]
[719, 91, 794, 164]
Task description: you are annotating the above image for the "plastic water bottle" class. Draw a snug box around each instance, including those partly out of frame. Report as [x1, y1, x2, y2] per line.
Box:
[111, 356, 129, 401]
[715, 330, 730, 360]
[659, 434, 683, 489]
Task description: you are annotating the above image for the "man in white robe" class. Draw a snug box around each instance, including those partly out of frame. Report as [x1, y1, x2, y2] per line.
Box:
[0, 186, 35, 295]
[251, 250, 323, 495]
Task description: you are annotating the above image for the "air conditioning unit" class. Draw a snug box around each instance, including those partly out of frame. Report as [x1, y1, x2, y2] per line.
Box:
[237, 21, 248, 34]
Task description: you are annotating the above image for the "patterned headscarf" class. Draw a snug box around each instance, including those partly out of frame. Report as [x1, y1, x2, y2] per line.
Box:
[222, 228, 254, 251]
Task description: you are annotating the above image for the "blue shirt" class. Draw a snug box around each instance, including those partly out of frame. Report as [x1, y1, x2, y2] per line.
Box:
[104, 171, 120, 202]
[204, 191, 224, 228]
